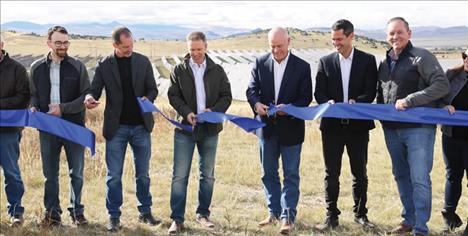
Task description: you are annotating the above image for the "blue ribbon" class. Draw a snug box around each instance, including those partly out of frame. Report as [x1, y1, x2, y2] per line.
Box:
[137, 98, 193, 132]
[268, 103, 468, 126]
[0, 109, 96, 155]
[137, 98, 265, 132]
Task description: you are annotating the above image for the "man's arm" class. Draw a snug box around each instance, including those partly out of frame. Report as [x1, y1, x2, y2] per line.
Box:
[167, 67, 193, 119]
[404, 51, 450, 107]
[144, 57, 158, 102]
[0, 64, 30, 109]
[246, 58, 263, 114]
[314, 58, 331, 104]
[59, 61, 90, 114]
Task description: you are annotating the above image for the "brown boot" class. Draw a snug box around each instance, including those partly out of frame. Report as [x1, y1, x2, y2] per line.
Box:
[258, 215, 278, 227]
[279, 219, 294, 234]
[388, 222, 413, 234]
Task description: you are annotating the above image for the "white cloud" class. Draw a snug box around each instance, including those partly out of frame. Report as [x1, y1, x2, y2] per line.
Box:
[1, 1, 467, 29]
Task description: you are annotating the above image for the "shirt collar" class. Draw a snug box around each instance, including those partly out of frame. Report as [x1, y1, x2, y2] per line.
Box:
[189, 57, 206, 69]
[273, 51, 290, 66]
[339, 47, 354, 61]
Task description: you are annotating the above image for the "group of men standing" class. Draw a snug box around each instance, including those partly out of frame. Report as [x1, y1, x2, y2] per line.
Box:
[0, 16, 466, 236]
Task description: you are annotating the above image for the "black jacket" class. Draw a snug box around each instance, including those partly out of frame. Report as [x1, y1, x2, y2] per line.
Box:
[89, 52, 158, 140]
[30, 53, 90, 126]
[168, 54, 232, 140]
[0, 50, 30, 132]
[314, 48, 377, 133]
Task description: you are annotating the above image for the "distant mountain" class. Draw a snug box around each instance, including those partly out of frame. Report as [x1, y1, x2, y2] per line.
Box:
[306, 26, 468, 48]
[1, 21, 250, 40]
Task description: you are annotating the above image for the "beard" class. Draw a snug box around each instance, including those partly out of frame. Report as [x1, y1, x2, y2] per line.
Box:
[55, 49, 67, 58]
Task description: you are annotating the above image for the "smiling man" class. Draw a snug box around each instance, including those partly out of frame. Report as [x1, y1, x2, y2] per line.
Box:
[30, 25, 90, 228]
[167, 31, 232, 235]
[377, 17, 449, 236]
[314, 19, 378, 231]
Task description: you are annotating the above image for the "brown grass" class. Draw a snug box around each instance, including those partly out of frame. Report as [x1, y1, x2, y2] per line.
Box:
[0, 97, 466, 235]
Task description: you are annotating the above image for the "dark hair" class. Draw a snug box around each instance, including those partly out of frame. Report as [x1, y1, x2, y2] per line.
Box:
[186, 31, 206, 42]
[47, 25, 68, 40]
[112, 26, 132, 44]
[331, 19, 354, 36]
[387, 17, 410, 31]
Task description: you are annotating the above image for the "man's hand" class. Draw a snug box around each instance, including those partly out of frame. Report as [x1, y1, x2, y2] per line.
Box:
[203, 108, 212, 113]
[47, 104, 61, 116]
[84, 95, 100, 109]
[276, 104, 287, 116]
[348, 99, 356, 104]
[328, 100, 335, 104]
[395, 99, 409, 111]
[255, 102, 269, 116]
[187, 112, 196, 126]
[30, 107, 37, 113]
[445, 105, 456, 115]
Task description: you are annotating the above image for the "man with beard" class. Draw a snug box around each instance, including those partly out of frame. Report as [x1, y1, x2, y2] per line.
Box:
[30, 26, 90, 228]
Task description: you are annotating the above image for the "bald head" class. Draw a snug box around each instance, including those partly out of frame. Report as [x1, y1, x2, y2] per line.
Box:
[268, 27, 290, 63]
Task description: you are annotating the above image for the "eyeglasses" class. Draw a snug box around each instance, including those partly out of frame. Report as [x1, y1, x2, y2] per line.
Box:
[53, 41, 70, 47]
[463, 52, 467, 60]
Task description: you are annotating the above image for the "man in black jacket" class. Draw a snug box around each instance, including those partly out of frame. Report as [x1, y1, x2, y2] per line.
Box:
[30, 26, 90, 227]
[167, 31, 232, 235]
[84, 26, 160, 232]
[314, 19, 377, 231]
[0, 35, 30, 227]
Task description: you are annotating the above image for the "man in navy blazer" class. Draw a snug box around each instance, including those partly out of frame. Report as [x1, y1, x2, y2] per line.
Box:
[246, 27, 312, 234]
[314, 19, 377, 231]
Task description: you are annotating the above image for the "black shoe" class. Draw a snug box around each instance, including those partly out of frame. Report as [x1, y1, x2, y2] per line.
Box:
[10, 215, 24, 227]
[71, 214, 88, 226]
[441, 209, 463, 232]
[107, 218, 121, 232]
[354, 215, 375, 229]
[315, 217, 339, 231]
[138, 213, 162, 226]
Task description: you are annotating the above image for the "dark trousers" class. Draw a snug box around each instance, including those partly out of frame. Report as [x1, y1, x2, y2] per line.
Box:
[321, 130, 369, 219]
[442, 134, 468, 212]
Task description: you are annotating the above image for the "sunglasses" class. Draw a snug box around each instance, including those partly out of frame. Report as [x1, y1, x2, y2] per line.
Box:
[463, 52, 467, 60]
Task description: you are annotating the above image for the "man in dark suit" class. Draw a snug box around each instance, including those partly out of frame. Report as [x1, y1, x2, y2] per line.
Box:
[166, 31, 232, 235]
[314, 19, 377, 231]
[84, 26, 160, 232]
[246, 27, 312, 234]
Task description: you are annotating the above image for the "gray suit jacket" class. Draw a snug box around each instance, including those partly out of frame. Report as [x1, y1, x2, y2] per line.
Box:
[90, 52, 158, 140]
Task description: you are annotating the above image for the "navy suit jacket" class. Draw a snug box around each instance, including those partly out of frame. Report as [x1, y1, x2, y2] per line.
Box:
[246, 52, 312, 145]
[314, 48, 377, 133]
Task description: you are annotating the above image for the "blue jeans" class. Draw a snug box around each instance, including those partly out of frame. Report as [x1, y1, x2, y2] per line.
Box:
[170, 131, 218, 222]
[259, 135, 302, 223]
[105, 125, 152, 219]
[0, 131, 25, 217]
[383, 127, 436, 236]
[39, 131, 85, 218]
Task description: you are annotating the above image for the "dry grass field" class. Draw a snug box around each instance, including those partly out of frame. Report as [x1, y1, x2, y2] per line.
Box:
[0, 97, 467, 236]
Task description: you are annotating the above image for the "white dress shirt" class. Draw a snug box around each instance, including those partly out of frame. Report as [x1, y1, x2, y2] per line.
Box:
[273, 51, 290, 104]
[339, 47, 354, 103]
[189, 57, 207, 114]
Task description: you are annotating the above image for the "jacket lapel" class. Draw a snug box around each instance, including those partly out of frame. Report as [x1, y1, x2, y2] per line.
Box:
[109, 53, 122, 90]
[266, 55, 275, 104]
[277, 53, 296, 103]
[334, 53, 344, 101]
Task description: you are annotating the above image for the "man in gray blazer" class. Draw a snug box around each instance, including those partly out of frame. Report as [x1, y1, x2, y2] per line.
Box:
[84, 26, 160, 232]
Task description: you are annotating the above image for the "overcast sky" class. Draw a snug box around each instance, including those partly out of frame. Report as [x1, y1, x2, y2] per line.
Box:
[2, 1, 467, 30]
